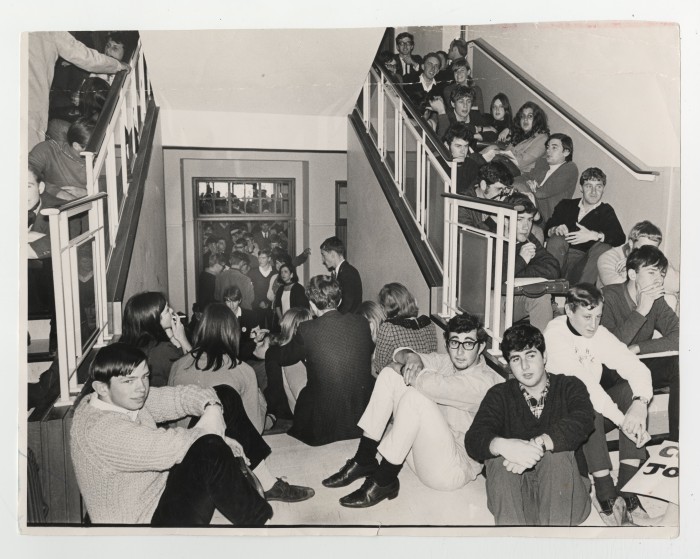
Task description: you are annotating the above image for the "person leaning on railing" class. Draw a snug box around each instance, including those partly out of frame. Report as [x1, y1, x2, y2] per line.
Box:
[28, 31, 130, 150]
[28, 118, 95, 202]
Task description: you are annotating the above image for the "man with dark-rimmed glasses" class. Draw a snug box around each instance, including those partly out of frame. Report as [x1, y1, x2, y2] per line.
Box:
[321, 312, 504, 508]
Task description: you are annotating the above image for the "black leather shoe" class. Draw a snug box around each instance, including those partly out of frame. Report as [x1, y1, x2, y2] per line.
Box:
[339, 477, 400, 508]
[264, 478, 315, 503]
[322, 459, 379, 488]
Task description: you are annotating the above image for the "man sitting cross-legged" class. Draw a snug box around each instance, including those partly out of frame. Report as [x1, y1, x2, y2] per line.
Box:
[544, 284, 653, 526]
[70, 343, 313, 526]
[465, 324, 595, 526]
[322, 313, 504, 508]
[601, 245, 679, 442]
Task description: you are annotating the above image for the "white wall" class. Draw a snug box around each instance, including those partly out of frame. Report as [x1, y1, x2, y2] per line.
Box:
[346, 124, 432, 315]
[122, 115, 169, 304]
[467, 22, 680, 167]
[159, 109, 349, 151]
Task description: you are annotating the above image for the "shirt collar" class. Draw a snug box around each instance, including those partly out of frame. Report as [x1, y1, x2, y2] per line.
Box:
[90, 393, 139, 421]
[519, 373, 550, 397]
[420, 74, 436, 89]
[578, 198, 602, 213]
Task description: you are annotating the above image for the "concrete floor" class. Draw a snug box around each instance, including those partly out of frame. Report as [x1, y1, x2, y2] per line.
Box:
[211, 434, 675, 531]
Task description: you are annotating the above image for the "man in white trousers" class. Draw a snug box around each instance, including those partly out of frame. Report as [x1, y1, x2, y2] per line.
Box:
[322, 312, 504, 508]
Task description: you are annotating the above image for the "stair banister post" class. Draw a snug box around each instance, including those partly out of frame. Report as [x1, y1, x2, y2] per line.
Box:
[43, 209, 71, 405]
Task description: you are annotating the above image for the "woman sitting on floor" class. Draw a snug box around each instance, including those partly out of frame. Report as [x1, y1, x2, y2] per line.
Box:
[262, 307, 314, 421]
[372, 283, 438, 375]
[169, 302, 267, 433]
[121, 291, 192, 387]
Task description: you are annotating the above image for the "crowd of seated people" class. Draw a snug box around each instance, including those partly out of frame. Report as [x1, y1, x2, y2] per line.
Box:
[58, 33, 679, 529]
[66, 221, 677, 527]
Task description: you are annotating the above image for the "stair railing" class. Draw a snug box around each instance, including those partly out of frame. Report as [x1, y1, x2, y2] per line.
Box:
[38, 39, 153, 405]
[354, 62, 520, 349]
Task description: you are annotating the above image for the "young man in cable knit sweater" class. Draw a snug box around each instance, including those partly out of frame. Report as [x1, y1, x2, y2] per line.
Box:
[70, 343, 313, 526]
[543, 284, 653, 527]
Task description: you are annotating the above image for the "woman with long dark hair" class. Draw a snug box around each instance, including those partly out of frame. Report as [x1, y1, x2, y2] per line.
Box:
[272, 262, 310, 325]
[169, 303, 267, 433]
[481, 101, 550, 175]
[372, 283, 438, 375]
[480, 92, 514, 144]
[120, 291, 191, 387]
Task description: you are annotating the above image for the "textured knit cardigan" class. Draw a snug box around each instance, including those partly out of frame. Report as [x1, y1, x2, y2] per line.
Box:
[70, 385, 218, 524]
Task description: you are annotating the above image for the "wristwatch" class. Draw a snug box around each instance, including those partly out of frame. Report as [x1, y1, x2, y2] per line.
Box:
[632, 396, 650, 406]
[534, 436, 546, 452]
[204, 400, 223, 411]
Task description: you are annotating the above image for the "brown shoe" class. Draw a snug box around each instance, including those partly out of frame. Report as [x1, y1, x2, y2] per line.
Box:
[264, 478, 315, 503]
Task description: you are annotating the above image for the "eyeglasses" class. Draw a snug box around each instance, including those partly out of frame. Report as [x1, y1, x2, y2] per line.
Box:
[447, 338, 478, 351]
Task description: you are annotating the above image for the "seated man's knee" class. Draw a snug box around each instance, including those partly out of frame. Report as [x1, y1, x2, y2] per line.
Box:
[213, 384, 245, 408]
[376, 366, 405, 389]
[545, 235, 568, 256]
[397, 386, 433, 412]
[589, 242, 612, 258]
[189, 433, 230, 461]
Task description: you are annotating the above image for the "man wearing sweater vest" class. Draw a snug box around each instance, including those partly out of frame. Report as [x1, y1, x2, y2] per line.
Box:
[601, 245, 679, 442]
[544, 284, 653, 526]
[465, 324, 595, 526]
[70, 343, 313, 526]
[545, 167, 625, 284]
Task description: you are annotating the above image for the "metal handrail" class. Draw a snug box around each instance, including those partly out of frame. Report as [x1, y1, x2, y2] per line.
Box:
[371, 62, 453, 163]
[39, 38, 153, 405]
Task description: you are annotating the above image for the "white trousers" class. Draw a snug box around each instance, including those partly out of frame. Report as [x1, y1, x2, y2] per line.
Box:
[357, 368, 481, 491]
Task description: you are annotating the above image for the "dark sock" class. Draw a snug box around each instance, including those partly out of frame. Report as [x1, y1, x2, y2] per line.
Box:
[593, 474, 617, 502]
[373, 459, 402, 487]
[353, 436, 379, 466]
[617, 463, 640, 498]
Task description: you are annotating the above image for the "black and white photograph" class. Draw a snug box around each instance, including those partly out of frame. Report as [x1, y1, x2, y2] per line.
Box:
[6, 0, 699, 555]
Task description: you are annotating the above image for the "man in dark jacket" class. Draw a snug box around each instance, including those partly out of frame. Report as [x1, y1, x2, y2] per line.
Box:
[545, 167, 625, 284]
[320, 236, 362, 314]
[465, 323, 595, 526]
[502, 194, 561, 332]
[285, 276, 374, 446]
